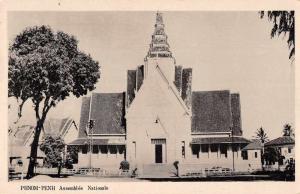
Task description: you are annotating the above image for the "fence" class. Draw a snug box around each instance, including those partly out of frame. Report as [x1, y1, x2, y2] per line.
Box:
[35, 167, 131, 177]
[178, 164, 252, 178]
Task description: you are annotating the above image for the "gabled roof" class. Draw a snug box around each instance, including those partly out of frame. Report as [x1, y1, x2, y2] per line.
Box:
[265, 136, 295, 147]
[9, 125, 35, 146]
[192, 90, 232, 133]
[9, 145, 46, 158]
[127, 70, 136, 106]
[242, 140, 263, 150]
[78, 93, 126, 138]
[181, 68, 192, 109]
[231, 93, 243, 136]
[78, 97, 91, 138]
[43, 117, 76, 137]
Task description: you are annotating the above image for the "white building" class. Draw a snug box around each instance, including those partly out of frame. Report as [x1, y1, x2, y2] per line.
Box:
[264, 136, 295, 170]
[9, 117, 78, 172]
[69, 12, 259, 176]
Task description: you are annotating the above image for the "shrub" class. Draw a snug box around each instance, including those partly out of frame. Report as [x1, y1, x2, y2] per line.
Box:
[120, 160, 130, 171]
[173, 161, 179, 177]
[173, 161, 179, 170]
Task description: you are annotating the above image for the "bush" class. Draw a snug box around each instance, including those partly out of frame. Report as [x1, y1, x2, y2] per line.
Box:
[120, 160, 130, 171]
[173, 161, 179, 177]
[173, 161, 179, 170]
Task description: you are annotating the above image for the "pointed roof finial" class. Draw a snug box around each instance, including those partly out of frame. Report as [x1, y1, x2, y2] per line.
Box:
[156, 11, 163, 25]
[145, 11, 174, 59]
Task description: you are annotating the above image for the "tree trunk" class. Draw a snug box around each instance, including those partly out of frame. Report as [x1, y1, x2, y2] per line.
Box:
[58, 164, 62, 177]
[26, 120, 43, 179]
[262, 143, 265, 171]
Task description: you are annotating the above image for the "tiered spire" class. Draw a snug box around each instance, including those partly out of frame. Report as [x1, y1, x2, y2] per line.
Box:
[146, 12, 173, 59]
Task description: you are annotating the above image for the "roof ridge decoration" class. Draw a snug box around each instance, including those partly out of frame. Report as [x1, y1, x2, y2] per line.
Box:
[145, 12, 173, 60]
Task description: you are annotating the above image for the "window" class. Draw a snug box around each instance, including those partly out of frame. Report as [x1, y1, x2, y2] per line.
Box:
[201, 144, 209, 153]
[210, 144, 218, 152]
[220, 144, 228, 158]
[82, 145, 88, 154]
[92, 145, 99, 154]
[241, 151, 248, 160]
[288, 148, 292, 153]
[117, 145, 125, 154]
[109, 145, 117, 154]
[100, 145, 108, 154]
[181, 141, 185, 159]
[232, 144, 238, 152]
[192, 144, 200, 158]
[254, 152, 258, 158]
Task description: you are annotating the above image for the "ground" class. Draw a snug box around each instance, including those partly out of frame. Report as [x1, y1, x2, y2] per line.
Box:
[12, 175, 149, 182]
[10, 173, 294, 182]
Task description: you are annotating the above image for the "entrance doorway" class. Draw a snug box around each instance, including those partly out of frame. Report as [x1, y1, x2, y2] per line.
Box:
[155, 144, 163, 163]
[151, 138, 166, 163]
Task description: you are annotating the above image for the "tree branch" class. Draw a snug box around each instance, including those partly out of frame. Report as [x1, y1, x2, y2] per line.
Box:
[41, 100, 55, 122]
[34, 100, 41, 120]
[42, 96, 51, 115]
[14, 98, 27, 124]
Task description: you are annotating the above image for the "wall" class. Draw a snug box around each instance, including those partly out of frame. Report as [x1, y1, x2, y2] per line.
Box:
[181, 144, 262, 174]
[77, 149, 125, 170]
[126, 57, 191, 170]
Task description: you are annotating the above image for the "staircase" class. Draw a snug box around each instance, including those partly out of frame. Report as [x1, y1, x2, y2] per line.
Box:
[139, 164, 177, 178]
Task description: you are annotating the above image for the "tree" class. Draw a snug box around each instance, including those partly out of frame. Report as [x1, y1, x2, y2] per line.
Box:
[9, 25, 100, 178]
[282, 123, 294, 137]
[260, 11, 295, 60]
[40, 136, 65, 168]
[66, 145, 79, 166]
[263, 147, 282, 166]
[255, 127, 269, 144]
[254, 127, 269, 166]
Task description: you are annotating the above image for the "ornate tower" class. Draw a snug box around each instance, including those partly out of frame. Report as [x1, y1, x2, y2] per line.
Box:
[144, 12, 176, 83]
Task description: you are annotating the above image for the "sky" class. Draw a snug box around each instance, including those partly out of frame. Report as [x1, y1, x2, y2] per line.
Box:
[8, 11, 294, 139]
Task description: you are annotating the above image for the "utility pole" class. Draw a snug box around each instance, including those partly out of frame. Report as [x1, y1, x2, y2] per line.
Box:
[88, 119, 95, 171]
[231, 127, 235, 172]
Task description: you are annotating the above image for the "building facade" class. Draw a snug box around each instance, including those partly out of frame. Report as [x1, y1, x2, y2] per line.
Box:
[9, 117, 78, 172]
[69, 12, 259, 175]
[264, 136, 295, 170]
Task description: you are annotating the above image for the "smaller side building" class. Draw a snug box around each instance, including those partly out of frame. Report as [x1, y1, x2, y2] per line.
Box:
[240, 140, 263, 172]
[264, 136, 295, 170]
[9, 117, 78, 173]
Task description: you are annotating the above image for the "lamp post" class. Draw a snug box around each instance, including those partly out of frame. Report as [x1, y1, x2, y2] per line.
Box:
[230, 127, 235, 172]
[88, 119, 95, 171]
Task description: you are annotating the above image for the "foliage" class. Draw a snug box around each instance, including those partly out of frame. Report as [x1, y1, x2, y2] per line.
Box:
[120, 160, 130, 171]
[66, 145, 79, 165]
[254, 127, 269, 144]
[8, 25, 100, 178]
[284, 159, 295, 179]
[173, 161, 179, 170]
[260, 11, 295, 59]
[263, 147, 282, 165]
[9, 25, 100, 120]
[173, 161, 179, 176]
[282, 123, 294, 137]
[40, 135, 65, 168]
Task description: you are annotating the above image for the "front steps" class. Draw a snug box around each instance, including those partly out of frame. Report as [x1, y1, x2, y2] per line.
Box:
[138, 163, 177, 178]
